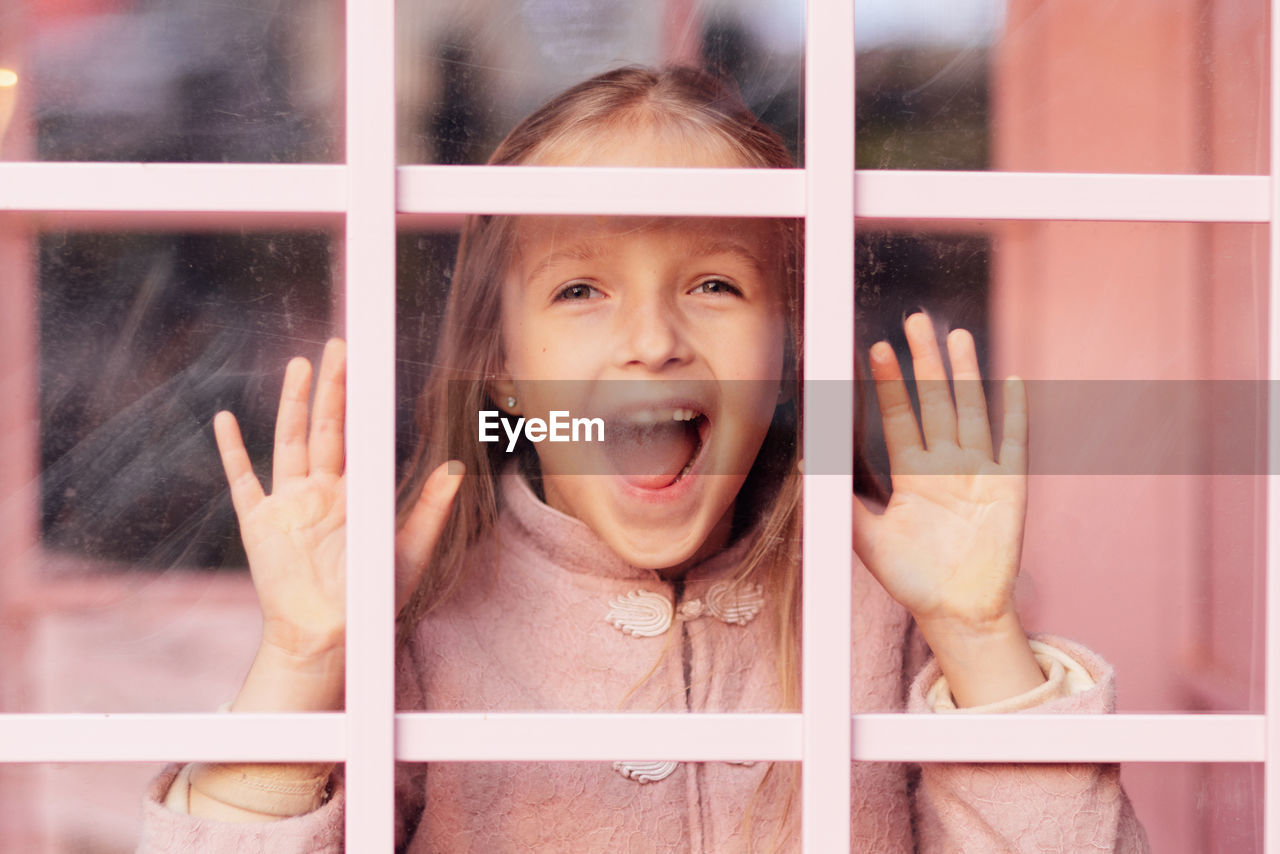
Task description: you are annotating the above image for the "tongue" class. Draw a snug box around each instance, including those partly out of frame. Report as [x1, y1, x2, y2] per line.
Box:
[608, 420, 698, 489]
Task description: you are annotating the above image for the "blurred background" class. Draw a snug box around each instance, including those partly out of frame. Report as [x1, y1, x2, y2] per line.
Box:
[0, 0, 1270, 850]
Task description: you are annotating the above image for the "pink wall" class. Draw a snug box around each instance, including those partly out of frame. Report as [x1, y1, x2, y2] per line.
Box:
[993, 1, 1268, 850]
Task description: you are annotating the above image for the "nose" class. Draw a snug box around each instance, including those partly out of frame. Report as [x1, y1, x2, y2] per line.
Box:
[618, 295, 692, 371]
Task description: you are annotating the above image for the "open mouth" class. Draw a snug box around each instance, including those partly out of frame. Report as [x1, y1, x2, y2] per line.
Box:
[606, 406, 710, 490]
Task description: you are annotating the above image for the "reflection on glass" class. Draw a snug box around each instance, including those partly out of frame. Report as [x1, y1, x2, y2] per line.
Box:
[396, 0, 805, 164]
[856, 0, 1267, 173]
[39, 231, 334, 568]
[395, 762, 800, 850]
[0, 229, 334, 717]
[856, 37, 991, 169]
[3, 1, 342, 162]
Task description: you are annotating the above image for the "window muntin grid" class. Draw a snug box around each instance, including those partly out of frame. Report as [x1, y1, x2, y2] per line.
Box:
[0, 2, 1276, 854]
[0, 167, 1275, 845]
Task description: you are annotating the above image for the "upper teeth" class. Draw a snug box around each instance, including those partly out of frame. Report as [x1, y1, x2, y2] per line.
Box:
[624, 408, 699, 424]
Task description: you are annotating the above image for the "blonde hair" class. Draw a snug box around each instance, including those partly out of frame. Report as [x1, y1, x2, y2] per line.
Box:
[398, 66, 805, 697]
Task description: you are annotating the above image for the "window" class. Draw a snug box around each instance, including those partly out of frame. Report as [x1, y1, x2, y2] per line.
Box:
[0, 0, 1271, 851]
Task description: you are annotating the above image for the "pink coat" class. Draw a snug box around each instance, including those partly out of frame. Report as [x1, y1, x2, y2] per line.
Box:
[140, 474, 1149, 852]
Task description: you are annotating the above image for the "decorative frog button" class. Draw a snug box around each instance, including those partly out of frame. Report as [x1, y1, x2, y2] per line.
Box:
[605, 582, 764, 637]
[613, 760, 679, 784]
[604, 590, 673, 637]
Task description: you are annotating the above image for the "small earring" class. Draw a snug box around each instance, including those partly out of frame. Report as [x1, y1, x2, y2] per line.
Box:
[506, 396, 517, 409]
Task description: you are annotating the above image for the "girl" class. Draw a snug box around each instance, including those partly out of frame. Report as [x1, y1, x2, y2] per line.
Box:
[141, 66, 1148, 852]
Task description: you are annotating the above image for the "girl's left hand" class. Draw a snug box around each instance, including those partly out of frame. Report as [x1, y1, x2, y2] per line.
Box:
[855, 313, 1043, 706]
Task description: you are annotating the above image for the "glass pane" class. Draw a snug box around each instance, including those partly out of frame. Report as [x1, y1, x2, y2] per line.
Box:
[1123, 763, 1262, 854]
[855, 220, 1266, 712]
[397, 214, 802, 712]
[396, 0, 805, 164]
[395, 761, 799, 850]
[856, 0, 1268, 173]
[0, 225, 337, 712]
[0, 1, 343, 162]
[850, 762, 1258, 854]
[0, 763, 156, 851]
[0, 762, 343, 851]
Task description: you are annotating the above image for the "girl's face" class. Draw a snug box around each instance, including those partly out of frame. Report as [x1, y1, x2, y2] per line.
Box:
[497, 214, 788, 572]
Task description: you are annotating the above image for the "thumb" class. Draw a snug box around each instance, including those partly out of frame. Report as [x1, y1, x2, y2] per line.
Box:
[395, 461, 465, 611]
[852, 494, 881, 573]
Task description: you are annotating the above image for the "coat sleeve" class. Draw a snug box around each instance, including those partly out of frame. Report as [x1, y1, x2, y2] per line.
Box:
[136, 764, 344, 854]
[905, 633, 1151, 853]
[138, 632, 434, 854]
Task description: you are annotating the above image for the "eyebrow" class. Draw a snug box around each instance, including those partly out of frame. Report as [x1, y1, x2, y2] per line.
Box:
[524, 241, 604, 282]
[689, 238, 771, 276]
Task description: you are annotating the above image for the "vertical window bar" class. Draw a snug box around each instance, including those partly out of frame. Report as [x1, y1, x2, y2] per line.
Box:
[803, 0, 855, 851]
[1268, 1, 1280, 848]
[344, 0, 398, 849]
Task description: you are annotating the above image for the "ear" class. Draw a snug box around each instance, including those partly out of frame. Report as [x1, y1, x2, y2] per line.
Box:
[488, 373, 521, 415]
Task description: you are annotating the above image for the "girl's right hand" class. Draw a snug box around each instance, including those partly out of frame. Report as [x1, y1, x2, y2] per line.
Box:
[213, 338, 463, 711]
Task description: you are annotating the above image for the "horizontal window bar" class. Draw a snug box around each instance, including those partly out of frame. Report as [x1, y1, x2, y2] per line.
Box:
[0, 713, 345, 763]
[11, 210, 343, 231]
[395, 712, 803, 762]
[2, 165, 1267, 223]
[851, 713, 1265, 763]
[0, 163, 347, 213]
[0, 712, 1261, 763]
[856, 171, 1270, 223]
[397, 165, 806, 217]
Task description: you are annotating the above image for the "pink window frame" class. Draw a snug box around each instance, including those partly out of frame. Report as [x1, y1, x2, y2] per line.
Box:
[0, 1, 1276, 851]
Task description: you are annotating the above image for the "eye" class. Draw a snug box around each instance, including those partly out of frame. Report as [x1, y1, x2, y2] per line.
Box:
[690, 277, 743, 297]
[554, 281, 604, 301]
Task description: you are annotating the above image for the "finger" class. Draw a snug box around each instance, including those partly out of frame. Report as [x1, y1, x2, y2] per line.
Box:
[394, 461, 466, 611]
[309, 339, 347, 476]
[868, 341, 923, 470]
[273, 356, 313, 486]
[904, 312, 958, 448]
[998, 376, 1029, 474]
[213, 411, 265, 517]
[946, 328, 994, 458]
